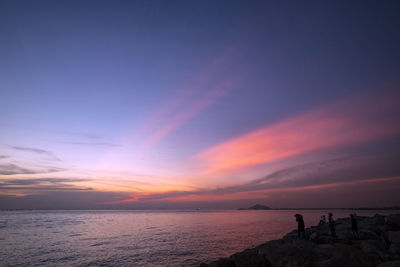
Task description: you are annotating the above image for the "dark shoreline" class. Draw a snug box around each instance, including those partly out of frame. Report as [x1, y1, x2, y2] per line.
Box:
[272, 207, 400, 211]
[200, 213, 400, 267]
[1, 207, 400, 211]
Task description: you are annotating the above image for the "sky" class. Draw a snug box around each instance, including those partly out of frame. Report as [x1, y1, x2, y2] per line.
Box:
[1, 0, 400, 209]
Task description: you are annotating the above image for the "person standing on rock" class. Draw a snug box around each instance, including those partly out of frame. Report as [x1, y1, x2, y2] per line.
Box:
[379, 216, 390, 249]
[319, 215, 326, 225]
[328, 213, 336, 237]
[295, 214, 305, 238]
[350, 214, 359, 239]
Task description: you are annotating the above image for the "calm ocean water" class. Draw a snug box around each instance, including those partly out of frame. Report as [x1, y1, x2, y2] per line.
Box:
[0, 209, 396, 266]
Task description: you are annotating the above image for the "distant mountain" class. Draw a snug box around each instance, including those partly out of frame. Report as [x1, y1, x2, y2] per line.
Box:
[238, 204, 272, 210]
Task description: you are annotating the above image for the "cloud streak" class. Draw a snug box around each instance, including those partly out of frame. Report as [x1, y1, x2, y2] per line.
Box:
[0, 164, 63, 175]
[0, 177, 92, 196]
[56, 141, 120, 147]
[194, 91, 400, 176]
[1, 173, 398, 210]
[52, 130, 103, 139]
[11, 146, 61, 161]
[0, 190, 124, 210]
[1, 154, 399, 209]
[0, 177, 87, 186]
[103, 151, 400, 205]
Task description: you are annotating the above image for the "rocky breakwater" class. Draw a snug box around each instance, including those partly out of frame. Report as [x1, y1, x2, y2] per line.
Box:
[200, 213, 400, 267]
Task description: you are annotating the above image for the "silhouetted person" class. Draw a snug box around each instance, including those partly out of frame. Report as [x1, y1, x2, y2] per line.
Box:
[379, 216, 390, 249]
[318, 215, 326, 225]
[328, 213, 336, 237]
[295, 214, 305, 238]
[350, 214, 359, 239]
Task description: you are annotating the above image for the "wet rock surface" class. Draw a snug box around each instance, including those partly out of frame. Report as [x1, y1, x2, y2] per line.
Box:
[200, 213, 400, 267]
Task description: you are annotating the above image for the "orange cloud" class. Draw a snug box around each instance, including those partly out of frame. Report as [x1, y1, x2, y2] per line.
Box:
[194, 91, 400, 176]
[147, 176, 400, 203]
[101, 194, 139, 204]
[266, 176, 400, 192]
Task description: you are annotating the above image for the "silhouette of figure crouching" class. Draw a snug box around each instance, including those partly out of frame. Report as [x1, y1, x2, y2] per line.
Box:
[295, 214, 305, 238]
[318, 215, 326, 225]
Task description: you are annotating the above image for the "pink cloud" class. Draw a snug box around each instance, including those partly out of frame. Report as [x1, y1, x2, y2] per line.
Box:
[194, 90, 400, 176]
[101, 194, 139, 204]
[135, 176, 400, 203]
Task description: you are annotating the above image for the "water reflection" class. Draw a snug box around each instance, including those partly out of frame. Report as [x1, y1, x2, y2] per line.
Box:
[0, 210, 395, 266]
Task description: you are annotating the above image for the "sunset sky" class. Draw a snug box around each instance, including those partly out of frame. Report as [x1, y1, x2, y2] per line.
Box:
[1, 1, 400, 209]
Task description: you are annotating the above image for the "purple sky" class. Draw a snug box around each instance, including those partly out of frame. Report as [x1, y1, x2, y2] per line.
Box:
[1, 1, 400, 209]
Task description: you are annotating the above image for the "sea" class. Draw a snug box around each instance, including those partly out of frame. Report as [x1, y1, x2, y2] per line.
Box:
[0, 209, 396, 266]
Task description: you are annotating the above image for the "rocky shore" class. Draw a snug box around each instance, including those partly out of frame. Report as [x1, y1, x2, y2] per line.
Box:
[200, 213, 400, 267]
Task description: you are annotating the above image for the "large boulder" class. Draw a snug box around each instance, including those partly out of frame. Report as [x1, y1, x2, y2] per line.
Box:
[336, 229, 354, 240]
[309, 231, 318, 241]
[311, 244, 335, 261]
[200, 258, 236, 267]
[314, 234, 337, 244]
[359, 229, 381, 240]
[315, 244, 374, 267]
[388, 231, 400, 258]
[389, 244, 400, 259]
[358, 215, 385, 235]
[230, 248, 270, 267]
[282, 230, 299, 242]
[316, 224, 331, 235]
[376, 261, 400, 267]
[260, 241, 316, 267]
[388, 231, 400, 244]
[358, 239, 390, 264]
[386, 215, 400, 230]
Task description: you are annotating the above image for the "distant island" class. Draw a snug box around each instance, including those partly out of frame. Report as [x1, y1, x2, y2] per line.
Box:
[238, 204, 272, 210]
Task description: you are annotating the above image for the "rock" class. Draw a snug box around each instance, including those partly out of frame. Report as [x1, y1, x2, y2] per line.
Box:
[358, 239, 390, 264]
[309, 232, 318, 241]
[314, 223, 331, 236]
[358, 215, 385, 234]
[377, 261, 400, 267]
[200, 258, 236, 267]
[315, 244, 374, 267]
[387, 215, 400, 229]
[359, 229, 381, 240]
[282, 230, 300, 242]
[257, 239, 285, 254]
[200, 213, 400, 267]
[389, 244, 400, 259]
[312, 244, 335, 259]
[261, 242, 315, 267]
[230, 248, 270, 267]
[388, 231, 400, 244]
[336, 230, 354, 240]
[315, 234, 336, 244]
